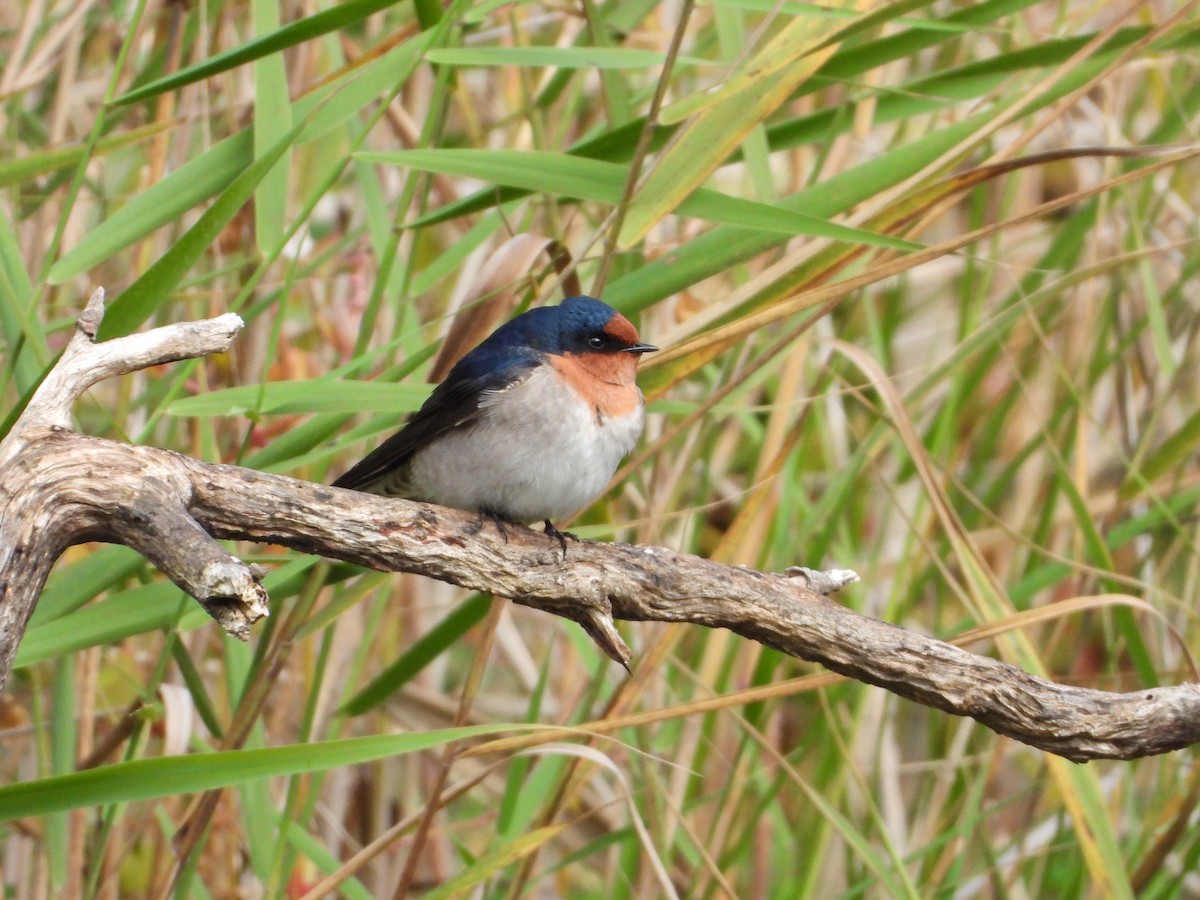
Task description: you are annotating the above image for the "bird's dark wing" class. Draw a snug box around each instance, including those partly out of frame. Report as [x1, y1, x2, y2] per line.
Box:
[332, 348, 540, 491]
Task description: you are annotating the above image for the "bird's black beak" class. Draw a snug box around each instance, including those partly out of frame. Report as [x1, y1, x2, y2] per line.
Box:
[626, 342, 658, 354]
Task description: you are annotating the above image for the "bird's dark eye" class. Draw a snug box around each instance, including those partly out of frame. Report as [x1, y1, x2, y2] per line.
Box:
[588, 335, 606, 349]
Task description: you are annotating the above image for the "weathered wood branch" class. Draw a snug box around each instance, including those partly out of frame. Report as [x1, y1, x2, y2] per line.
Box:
[2, 290, 1198, 762]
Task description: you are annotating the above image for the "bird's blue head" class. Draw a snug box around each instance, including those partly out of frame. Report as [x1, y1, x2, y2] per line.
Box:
[484, 296, 657, 359]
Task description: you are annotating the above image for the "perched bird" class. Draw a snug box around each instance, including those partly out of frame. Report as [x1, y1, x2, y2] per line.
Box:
[333, 296, 657, 549]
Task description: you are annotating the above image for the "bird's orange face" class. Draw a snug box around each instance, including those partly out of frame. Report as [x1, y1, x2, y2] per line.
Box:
[601, 312, 641, 346]
[550, 312, 648, 416]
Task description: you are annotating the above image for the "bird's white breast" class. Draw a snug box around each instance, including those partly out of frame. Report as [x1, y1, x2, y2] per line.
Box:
[404, 366, 645, 522]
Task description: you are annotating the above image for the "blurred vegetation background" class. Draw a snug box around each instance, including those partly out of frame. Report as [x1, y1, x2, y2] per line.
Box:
[2, 0, 1200, 896]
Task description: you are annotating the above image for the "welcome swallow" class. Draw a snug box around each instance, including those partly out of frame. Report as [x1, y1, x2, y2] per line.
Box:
[333, 296, 657, 548]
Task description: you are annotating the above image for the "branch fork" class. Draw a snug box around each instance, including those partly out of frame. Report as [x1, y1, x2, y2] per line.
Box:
[2, 289, 1199, 762]
[0, 289, 268, 661]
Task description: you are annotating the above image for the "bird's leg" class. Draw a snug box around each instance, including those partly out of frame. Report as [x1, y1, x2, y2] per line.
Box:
[479, 510, 513, 543]
[542, 520, 579, 560]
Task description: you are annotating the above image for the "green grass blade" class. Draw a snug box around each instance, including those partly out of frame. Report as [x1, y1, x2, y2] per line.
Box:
[15, 558, 318, 668]
[283, 822, 374, 900]
[0, 206, 48, 392]
[714, 0, 967, 33]
[405, 16, 1175, 232]
[618, 0, 856, 246]
[252, 0, 293, 255]
[605, 109, 986, 312]
[166, 379, 430, 417]
[422, 824, 571, 900]
[0, 122, 173, 189]
[113, 0, 410, 106]
[29, 546, 145, 626]
[49, 32, 431, 286]
[362, 149, 916, 249]
[0, 725, 509, 820]
[46, 131, 251, 284]
[424, 46, 678, 68]
[16, 583, 212, 669]
[341, 594, 493, 715]
[96, 117, 308, 339]
[45, 659, 76, 892]
[659, 0, 861, 123]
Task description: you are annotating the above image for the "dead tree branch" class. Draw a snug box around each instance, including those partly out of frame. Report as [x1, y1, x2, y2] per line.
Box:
[2, 290, 1198, 762]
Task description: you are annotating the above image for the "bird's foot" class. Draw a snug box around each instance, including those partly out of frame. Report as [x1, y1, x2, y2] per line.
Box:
[479, 510, 516, 543]
[543, 520, 579, 560]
